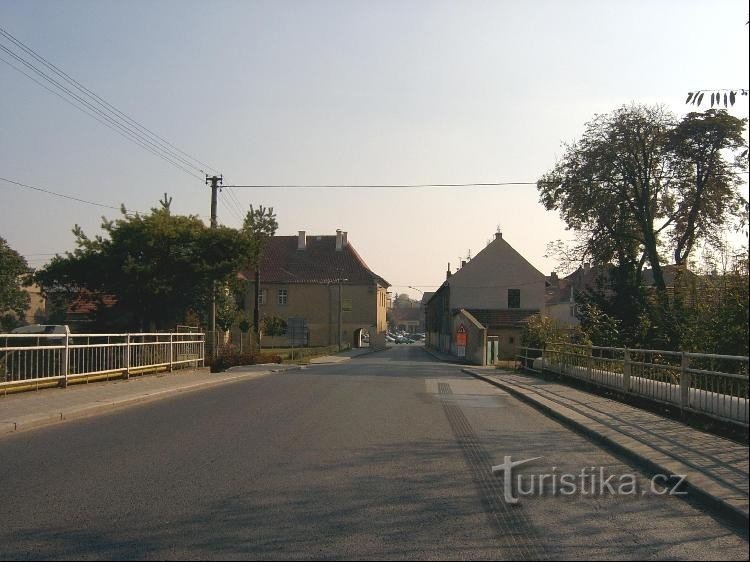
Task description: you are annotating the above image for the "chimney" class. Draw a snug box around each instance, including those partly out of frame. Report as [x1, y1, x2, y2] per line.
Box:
[335, 229, 343, 251]
[583, 262, 590, 274]
[446, 262, 452, 279]
[461, 260, 467, 268]
[342, 231, 348, 247]
[298, 230, 306, 250]
[550, 271, 559, 286]
[495, 231, 503, 239]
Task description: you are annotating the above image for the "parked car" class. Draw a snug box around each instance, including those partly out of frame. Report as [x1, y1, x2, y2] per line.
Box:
[1, 325, 71, 382]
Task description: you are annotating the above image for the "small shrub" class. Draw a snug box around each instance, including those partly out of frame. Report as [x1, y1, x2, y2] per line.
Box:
[210, 345, 282, 372]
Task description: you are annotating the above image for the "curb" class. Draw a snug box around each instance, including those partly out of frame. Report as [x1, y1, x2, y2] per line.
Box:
[463, 368, 750, 528]
[0, 368, 284, 439]
[421, 346, 464, 364]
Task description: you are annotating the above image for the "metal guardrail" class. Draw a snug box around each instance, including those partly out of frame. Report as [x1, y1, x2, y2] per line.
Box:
[0, 332, 204, 389]
[517, 343, 749, 428]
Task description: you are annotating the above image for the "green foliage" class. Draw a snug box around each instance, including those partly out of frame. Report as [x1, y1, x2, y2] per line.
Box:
[242, 204, 278, 267]
[210, 345, 282, 372]
[261, 314, 287, 337]
[574, 301, 621, 347]
[34, 203, 257, 331]
[0, 237, 30, 325]
[215, 285, 238, 332]
[539, 104, 748, 350]
[521, 315, 565, 349]
[678, 249, 749, 357]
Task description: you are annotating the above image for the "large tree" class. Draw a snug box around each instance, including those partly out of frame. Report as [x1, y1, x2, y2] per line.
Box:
[539, 104, 747, 347]
[35, 203, 256, 331]
[0, 237, 30, 330]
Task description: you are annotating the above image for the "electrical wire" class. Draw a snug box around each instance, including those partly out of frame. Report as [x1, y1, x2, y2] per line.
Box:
[223, 182, 538, 189]
[0, 51, 204, 181]
[0, 26, 220, 176]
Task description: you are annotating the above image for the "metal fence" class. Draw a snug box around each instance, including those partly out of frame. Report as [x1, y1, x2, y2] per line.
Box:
[518, 343, 749, 428]
[0, 332, 204, 390]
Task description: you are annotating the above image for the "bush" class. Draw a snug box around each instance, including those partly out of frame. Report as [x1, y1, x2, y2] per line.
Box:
[210, 345, 282, 372]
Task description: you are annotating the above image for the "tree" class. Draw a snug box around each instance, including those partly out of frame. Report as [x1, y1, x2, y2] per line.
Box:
[0, 237, 30, 330]
[35, 203, 256, 331]
[538, 104, 747, 348]
[261, 314, 287, 337]
[242, 205, 278, 337]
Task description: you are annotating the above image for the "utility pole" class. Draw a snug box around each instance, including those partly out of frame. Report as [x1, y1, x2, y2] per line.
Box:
[337, 270, 349, 351]
[206, 174, 222, 356]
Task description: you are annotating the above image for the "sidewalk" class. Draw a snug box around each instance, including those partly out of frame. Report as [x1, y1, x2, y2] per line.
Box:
[0, 364, 297, 438]
[463, 366, 750, 525]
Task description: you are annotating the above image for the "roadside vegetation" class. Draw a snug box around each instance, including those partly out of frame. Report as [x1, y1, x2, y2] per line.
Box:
[536, 105, 748, 357]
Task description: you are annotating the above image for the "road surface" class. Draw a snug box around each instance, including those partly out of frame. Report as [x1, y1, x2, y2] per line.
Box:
[0, 345, 746, 560]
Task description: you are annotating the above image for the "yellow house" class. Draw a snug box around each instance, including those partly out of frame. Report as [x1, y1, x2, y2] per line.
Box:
[240, 230, 389, 349]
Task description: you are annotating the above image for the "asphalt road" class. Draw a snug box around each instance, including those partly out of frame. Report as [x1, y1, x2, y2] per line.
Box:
[0, 345, 747, 560]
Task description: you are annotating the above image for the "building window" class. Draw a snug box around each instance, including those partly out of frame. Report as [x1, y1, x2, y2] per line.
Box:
[258, 289, 267, 306]
[508, 289, 520, 309]
[509, 336, 515, 344]
[278, 288, 288, 305]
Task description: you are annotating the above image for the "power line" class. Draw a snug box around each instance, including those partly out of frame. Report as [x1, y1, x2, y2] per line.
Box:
[223, 182, 538, 189]
[0, 51, 204, 182]
[0, 176, 212, 220]
[0, 26, 220, 177]
[1, 176, 139, 214]
[0, 28, 215, 183]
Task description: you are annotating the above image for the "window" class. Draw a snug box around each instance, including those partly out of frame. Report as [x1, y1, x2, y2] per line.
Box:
[509, 336, 515, 344]
[278, 288, 288, 305]
[508, 289, 520, 309]
[258, 289, 267, 306]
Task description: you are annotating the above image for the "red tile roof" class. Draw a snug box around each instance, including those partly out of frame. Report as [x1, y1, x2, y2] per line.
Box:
[240, 235, 389, 286]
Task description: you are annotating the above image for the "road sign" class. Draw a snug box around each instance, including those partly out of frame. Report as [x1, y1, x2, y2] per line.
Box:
[456, 324, 467, 347]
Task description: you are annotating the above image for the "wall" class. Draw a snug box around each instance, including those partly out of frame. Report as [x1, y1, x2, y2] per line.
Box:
[451, 310, 487, 366]
[448, 236, 546, 312]
[486, 327, 522, 360]
[247, 281, 385, 347]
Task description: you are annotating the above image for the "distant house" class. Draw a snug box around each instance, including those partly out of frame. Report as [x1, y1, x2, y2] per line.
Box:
[425, 232, 546, 364]
[545, 263, 699, 326]
[239, 230, 389, 348]
[390, 305, 424, 334]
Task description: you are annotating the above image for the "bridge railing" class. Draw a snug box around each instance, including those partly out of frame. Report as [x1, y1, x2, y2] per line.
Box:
[518, 342, 749, 428]
[0, 332, 204, 390]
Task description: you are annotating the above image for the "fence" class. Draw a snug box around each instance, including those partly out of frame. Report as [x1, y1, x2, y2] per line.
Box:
[518, 343, 749, 428]
[0, 332, 204, 390]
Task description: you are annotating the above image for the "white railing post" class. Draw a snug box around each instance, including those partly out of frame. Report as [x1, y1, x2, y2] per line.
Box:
[169, 332, 174, 372]
[61, 332, 70, 388]
[680, 352, 690, 409]
[124, 333, 131, 379]
[623, 348, 631, 393]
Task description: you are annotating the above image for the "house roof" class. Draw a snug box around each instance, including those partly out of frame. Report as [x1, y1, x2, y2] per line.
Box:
[239, 235, 389, 287]
[546, 264, 698, 305]
[462, 308, 538, 328]
[68, 291, 117, 314]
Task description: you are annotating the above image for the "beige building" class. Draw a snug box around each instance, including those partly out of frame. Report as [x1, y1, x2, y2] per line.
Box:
[240, 230, 389, 349]
[425, 231, 546, 364]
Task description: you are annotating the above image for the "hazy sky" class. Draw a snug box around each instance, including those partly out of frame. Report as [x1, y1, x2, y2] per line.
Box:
[1, 0, 748, 299]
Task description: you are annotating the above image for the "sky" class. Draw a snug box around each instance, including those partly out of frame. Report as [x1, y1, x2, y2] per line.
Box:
[1, 0, 748, 299]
